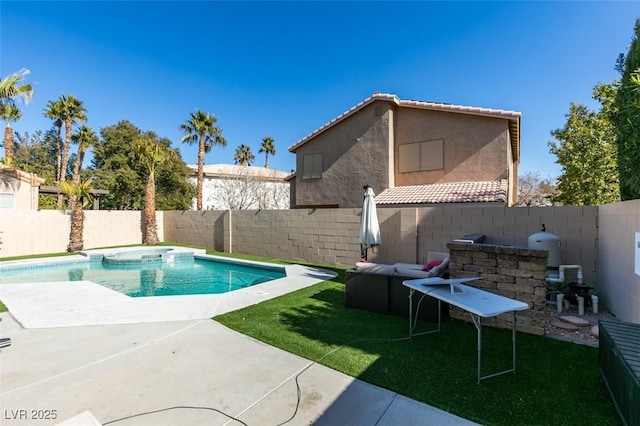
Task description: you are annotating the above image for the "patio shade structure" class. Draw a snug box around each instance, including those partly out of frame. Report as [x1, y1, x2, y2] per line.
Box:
[359, 185, 382, 261]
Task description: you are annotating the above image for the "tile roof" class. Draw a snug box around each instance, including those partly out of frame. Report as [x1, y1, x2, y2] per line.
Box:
[288, 92, 521, 161]
[375, 180, 508, 205]
[0, 165, 45, 186]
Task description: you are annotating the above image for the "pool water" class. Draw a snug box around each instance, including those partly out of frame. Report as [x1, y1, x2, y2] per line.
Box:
[0, 257, 287, 297]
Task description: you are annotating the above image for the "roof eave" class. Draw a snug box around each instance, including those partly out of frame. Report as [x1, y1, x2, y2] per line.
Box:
[288, 93, 400, 153]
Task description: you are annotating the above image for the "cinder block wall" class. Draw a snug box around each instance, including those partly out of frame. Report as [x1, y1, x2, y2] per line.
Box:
[163, 210, 226, 251]
[597, 199, 640, 324]
[417, 206, 598, 284]
[228, 209, 362, 265]
[448, 242, 548, 335]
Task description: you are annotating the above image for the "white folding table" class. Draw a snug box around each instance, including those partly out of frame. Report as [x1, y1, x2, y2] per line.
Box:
[403, 277, 530, 383]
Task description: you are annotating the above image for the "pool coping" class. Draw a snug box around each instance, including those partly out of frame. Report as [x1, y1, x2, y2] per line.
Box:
[0, 248, 338, 328]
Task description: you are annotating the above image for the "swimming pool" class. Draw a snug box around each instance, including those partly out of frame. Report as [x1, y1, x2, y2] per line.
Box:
[0, 248, 287, 297]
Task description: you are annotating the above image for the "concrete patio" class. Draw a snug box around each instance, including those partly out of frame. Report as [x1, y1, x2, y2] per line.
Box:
[0, 313, 478, 426]
[0, 258, 478, 426]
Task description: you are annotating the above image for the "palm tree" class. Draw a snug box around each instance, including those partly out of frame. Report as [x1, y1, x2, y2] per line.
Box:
[259, 136, 276, 168]
[71, 125, 98, 183]
[1, 69, 33, 164]
[59, 179, 93, 252]
[1, 104, 22, 163]
[180, 110, 226, 210]
[234, 144, 254, 166]
[44, 95, 87, 201]
[43, 99, 65, 183]
[135, 135, 173, 244]
[0, 68, 33, 105]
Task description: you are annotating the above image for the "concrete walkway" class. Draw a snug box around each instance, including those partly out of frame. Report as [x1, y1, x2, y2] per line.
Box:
[0, 314, 478, 426]
[0, 257, 478, 426]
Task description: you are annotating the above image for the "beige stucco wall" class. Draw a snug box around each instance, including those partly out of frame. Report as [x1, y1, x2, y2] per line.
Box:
[598, 199, 640, 324]
[293, 100, 393, 208]
[0, 210, 162, 257]
[0, 172, 40, 210]
[394, 109, 510, 186]
[291, 101, 514, 208]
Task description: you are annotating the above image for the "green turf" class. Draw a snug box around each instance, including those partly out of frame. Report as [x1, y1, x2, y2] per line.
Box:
[216, 279, 620, 426]
[0, 246, 620, 424]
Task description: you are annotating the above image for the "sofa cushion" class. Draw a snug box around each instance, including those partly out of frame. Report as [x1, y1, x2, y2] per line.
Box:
[393, 263, 423, 270]
[354, 262, 395, 274]
[432, 256, 449, 276]
[394, 267, 438, 279]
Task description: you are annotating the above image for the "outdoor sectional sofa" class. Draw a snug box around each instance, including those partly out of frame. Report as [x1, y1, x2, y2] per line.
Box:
[345, 252, 450, 323]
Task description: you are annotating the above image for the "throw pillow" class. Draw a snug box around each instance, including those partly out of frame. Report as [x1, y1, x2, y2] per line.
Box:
[422, 260, 443, 272]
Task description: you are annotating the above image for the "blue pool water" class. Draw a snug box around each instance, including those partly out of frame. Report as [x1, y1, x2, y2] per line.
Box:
[0, 256, 287, 297]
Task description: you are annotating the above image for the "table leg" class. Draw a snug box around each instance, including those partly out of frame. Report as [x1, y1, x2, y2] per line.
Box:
[408, 290, 441, 338]
[512, 311, 517, 374]
[408, 289, 414, 337]
[476, 315, 482, 384]
[476, 310, 518, 383]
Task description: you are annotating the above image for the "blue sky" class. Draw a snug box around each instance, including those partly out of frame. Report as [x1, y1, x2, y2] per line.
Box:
[2, 1, 638, 179]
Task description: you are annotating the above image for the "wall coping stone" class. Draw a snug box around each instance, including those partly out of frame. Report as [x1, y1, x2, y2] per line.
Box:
[447, 242, 549, 258]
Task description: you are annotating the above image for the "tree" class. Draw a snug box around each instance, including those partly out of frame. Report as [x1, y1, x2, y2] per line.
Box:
[0, 68, 33, 106]
[615, 18, 640, 200]
[44, 95, 87, 206]
[0, 68, 33, 164]
[71, 125, 98, 183]
[517, 171, 558, 206]
[13, 130, 58, 209]
[180, 110, 226, 210]
[135, 135, 174, 244]
[234, 144, 254, 166]
[93, 120, 194, 210]
[59, 179, 93, 252]
[43, 100, 64, 184]
[259, 136, 276, 168]
[548, 83, 620, 206]
[204, 166, 289, 210]
[1, 104, 21, 163]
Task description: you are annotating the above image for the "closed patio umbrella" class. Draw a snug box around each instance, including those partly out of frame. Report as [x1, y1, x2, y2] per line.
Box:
[359, 185, 381, 261]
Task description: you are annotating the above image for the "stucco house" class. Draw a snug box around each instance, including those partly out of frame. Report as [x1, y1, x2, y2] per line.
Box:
[287, 92, 521, 208]
[188, 164, 290, 210]
[0, 165, 44, 210]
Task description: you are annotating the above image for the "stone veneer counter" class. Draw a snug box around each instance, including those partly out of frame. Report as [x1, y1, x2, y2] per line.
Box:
[446, 242, 548, 335]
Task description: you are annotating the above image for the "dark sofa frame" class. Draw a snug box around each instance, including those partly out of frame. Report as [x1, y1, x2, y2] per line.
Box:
[345, 269, 447, 323]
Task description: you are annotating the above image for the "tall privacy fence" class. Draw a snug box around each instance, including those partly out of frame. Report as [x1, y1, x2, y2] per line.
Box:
[0, 200, 638, 323]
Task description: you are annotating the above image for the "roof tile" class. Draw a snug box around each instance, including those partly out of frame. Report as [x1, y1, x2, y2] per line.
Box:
[288, 93, 520, 153]
[375, 180, 508, 205]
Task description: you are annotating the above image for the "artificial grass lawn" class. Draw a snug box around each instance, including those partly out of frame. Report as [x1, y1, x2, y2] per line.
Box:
[216, 278, 620, 426]
[0, 246, 620, 424]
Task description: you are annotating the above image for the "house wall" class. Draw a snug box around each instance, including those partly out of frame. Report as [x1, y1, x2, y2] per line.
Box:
[598, 199, 640, 324]
[291, 102, 514, 208]
[0, 173, 40, 210]
[394, 109, 510, 186]
[293, 100, 394, 208]
[190, 176, 290, 210]
[507, 129, 518, 205]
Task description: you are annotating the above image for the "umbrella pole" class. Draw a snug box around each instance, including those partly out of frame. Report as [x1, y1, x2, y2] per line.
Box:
[360, 245, 368, 261]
